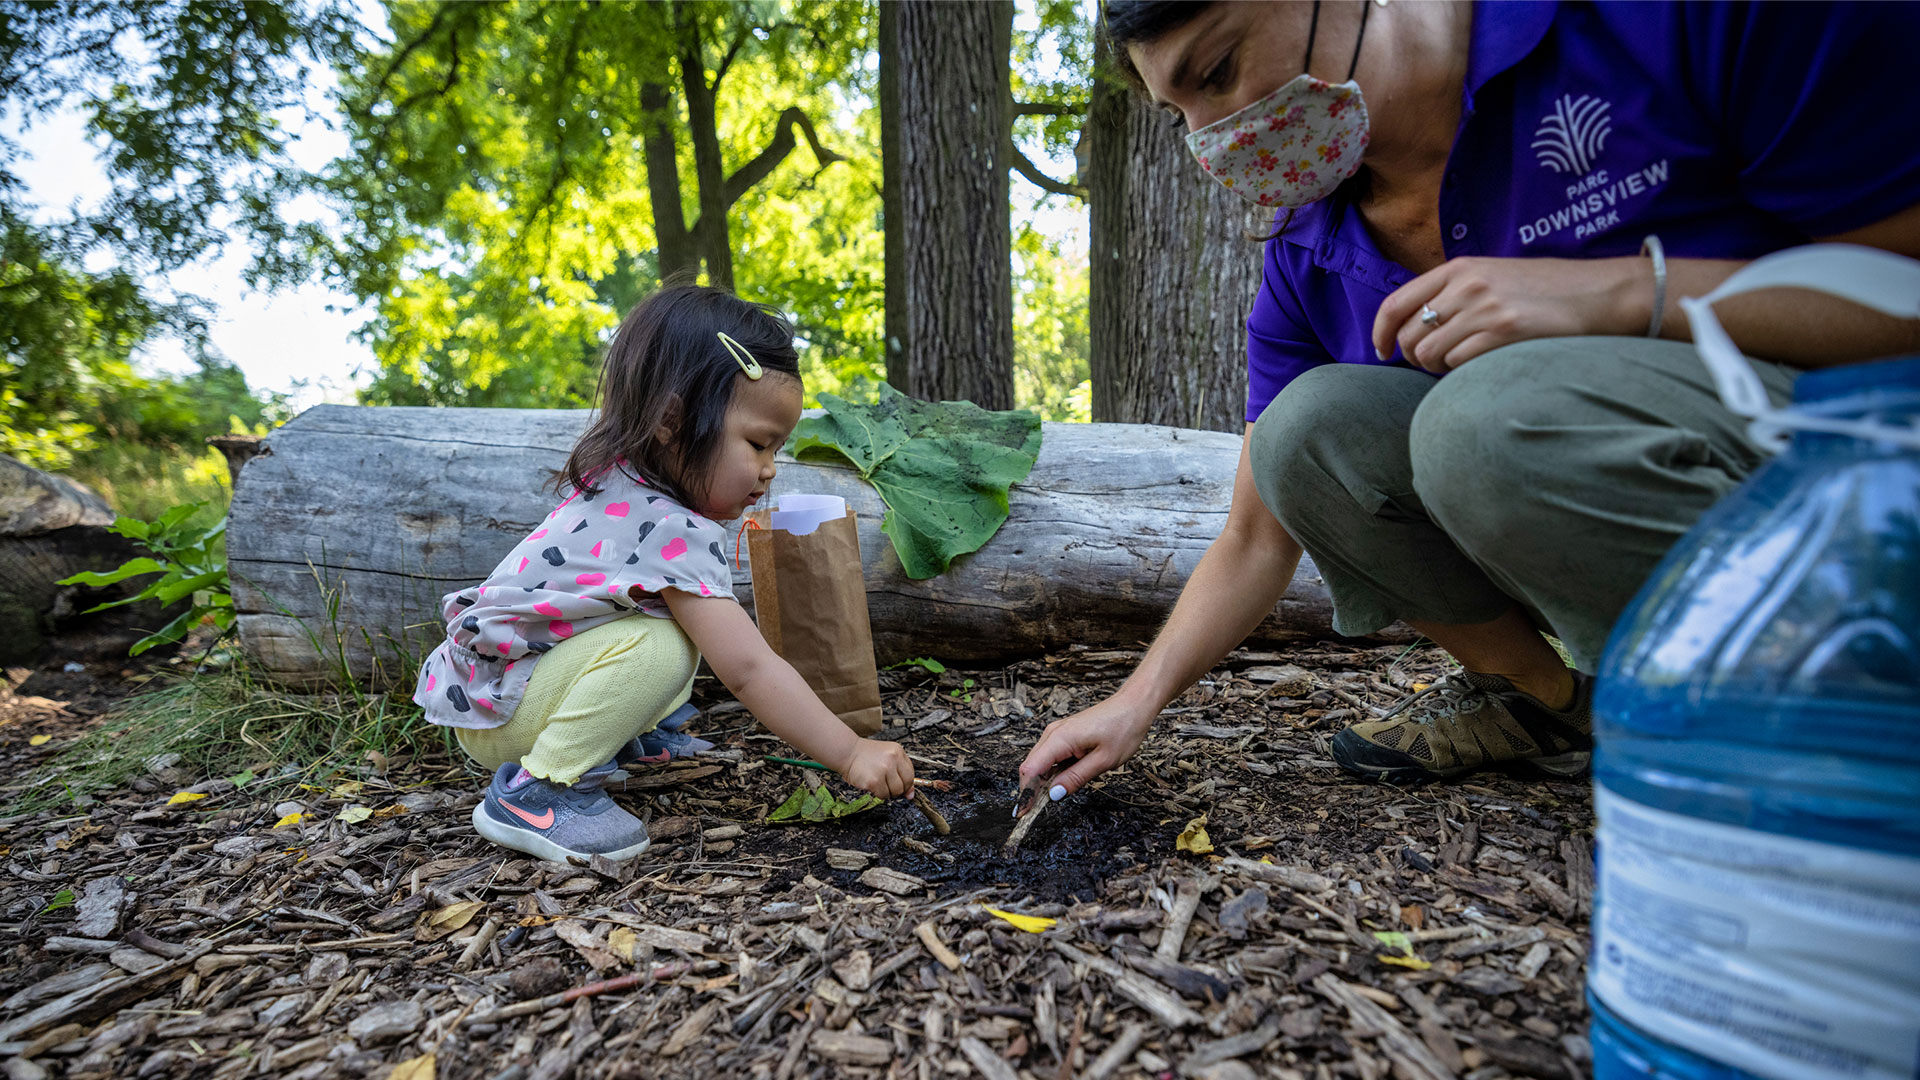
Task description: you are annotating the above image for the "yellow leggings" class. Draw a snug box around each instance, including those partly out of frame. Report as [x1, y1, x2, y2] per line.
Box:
[454, 615, 700, 786]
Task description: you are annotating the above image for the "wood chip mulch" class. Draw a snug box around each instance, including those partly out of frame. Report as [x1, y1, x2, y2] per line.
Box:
[1, 643, 1593, 1080]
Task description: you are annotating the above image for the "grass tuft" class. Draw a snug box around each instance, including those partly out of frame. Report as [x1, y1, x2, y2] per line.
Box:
[20, 663, 454, 816]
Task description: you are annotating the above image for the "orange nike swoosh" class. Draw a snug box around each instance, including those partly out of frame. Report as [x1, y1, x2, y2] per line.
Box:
[501, 800, 554, 829]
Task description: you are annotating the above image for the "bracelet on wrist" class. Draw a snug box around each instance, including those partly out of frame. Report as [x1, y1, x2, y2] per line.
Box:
[1640, 235, 1667, 338]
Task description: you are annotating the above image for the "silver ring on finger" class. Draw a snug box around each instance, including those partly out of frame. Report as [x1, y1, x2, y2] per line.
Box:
[1419, 304, 1443, 328]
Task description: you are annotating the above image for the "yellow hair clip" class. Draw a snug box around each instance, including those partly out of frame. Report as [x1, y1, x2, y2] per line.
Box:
[716, 332, 763, 381]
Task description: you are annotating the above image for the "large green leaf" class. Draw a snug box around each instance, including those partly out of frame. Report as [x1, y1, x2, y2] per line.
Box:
[789, 385, 1042, 578]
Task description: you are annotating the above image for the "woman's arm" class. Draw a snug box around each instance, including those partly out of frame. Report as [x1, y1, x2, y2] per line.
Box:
[1372, 202, 1920, 373]
[1017, 426, 1303, 797]
[659, 590, 914, 798]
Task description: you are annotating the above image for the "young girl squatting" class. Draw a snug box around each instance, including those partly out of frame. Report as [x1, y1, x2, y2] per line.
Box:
[412, 286, 914, 864]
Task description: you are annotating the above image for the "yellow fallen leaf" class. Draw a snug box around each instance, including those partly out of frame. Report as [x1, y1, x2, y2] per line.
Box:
[1175, 816, 1214, 855]
[373, 804, 410, 819]
[608, 926, 639, 964]
[272, 812, 306, 828]
[982, 906, 1057, 934]
[1412, 682, 1431, 692]
[388, 1052, 435, 1080]
[427, 900, 486, 931]
[1372, 931, 1431, 970]
[28, 734, 51, 747]
[331, 780, 366, 798]
[338, 805, 373, 824]
[167, 791, 209, 806]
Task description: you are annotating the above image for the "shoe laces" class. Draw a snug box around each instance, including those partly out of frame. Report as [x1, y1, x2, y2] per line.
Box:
[1392, 672, 1505, 725]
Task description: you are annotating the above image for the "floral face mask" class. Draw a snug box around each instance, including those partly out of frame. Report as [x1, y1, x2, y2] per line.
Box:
[1184, 1, 1372, 209]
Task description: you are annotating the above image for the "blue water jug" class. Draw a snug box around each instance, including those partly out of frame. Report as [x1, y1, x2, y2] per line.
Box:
[1589, 246, 1920, 1080]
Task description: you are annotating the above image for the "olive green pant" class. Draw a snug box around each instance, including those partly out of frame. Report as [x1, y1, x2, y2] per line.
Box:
[1249, 337, 1799, 673]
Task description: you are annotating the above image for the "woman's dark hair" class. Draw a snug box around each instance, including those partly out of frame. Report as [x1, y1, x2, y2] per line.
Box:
[1101, 2, 1214, 91]
[557, 285, 800, 510]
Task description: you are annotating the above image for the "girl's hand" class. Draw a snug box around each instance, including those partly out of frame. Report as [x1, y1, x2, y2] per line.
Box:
[1371, 256, 1647, 373]
[841, 739, 914, 800]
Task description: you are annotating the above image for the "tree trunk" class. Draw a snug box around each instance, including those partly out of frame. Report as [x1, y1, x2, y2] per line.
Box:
[676, 9, 733, 290]
[226, 406, 1408, 688]
[640, 80, 698, 283]
[1087, 53, 1262, 433]
[880, 0, 1015, 409]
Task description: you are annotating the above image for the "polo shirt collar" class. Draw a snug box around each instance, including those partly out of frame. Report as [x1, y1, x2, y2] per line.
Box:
[1466, 0, 1558, 100]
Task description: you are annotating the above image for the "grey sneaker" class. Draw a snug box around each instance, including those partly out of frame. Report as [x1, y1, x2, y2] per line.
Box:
[471, 764, 651, 863]
[655, 702, 698, 732]
[1329, 671, 1593, 783]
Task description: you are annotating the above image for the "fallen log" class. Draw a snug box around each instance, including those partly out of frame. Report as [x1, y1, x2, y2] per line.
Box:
[0, 456, 183, 664]
[226, 405, 1409, 686]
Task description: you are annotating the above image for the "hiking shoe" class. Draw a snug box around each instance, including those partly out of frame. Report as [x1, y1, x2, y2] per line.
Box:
[1330, 671, 1593, 783]
[471, 764, 651, 863]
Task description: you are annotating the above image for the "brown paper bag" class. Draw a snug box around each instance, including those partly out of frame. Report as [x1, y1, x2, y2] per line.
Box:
[745, 506, 883, 735]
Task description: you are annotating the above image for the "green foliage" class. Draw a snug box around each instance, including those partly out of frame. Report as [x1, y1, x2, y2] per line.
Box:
[57, 502, 232, 655]
[1013, 221, 1091, 421]
[767, 775, 882, 823]
[885, 657, 947, 675]
[331, 0, 885, 410]
[61, 442, 234, 530]
[0, 1, 323, 469]
[790, 386, 1042, 578]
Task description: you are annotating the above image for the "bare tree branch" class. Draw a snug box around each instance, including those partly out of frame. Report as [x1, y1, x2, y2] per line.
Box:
[1010, 144, 1087, 199]
[712, 19, 753, 85]
[1015, 101, 1086, 117]
[718, 106, 848, 208]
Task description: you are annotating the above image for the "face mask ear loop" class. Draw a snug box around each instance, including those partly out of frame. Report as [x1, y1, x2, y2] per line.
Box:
[1346, 0, 1371, 81]
[1302, 0, 1321, 74]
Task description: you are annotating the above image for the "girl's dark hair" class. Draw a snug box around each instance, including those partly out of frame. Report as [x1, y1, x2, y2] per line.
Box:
[558, 285, 800, 510]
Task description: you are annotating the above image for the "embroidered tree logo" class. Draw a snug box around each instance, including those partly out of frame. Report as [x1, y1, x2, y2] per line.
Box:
[1532, 94, 1613, 176]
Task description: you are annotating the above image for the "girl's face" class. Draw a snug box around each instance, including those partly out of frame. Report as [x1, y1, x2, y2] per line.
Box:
[696, 373, 804, 521]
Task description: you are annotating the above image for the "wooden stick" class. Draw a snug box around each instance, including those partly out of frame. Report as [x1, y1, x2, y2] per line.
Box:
[1084, 1022, 1147, 1080]
[911, 789, 950, 835]
[1156, 878, 1204, 963]
[1002, 768, 1060, 857]
[464, 961, 695, 1025]
[915, 921, 964, 971]
[453, 916, 503, 973]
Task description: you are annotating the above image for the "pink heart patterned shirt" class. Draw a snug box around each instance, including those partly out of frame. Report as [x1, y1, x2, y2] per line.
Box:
[411, 467, 734, 730]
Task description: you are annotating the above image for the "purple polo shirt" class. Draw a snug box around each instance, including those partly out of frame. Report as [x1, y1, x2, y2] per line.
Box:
[1245, 0, 1920, 423]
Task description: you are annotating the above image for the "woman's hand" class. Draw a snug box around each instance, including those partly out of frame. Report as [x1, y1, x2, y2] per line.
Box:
[1372, 255, 1647, 373]
[841, 739, 914, 800]
[1017, 693, 1158, 800]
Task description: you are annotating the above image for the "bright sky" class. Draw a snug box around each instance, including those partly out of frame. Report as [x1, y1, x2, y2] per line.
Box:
[5, 2, 1091, 414]
[9, 104, 377, 412]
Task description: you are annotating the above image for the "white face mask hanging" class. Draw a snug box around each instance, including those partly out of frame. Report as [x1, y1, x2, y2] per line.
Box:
[1682, 244, 1920, 452]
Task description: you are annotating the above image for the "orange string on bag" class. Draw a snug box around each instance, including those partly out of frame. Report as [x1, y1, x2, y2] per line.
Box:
[734, 516, 765, 569]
